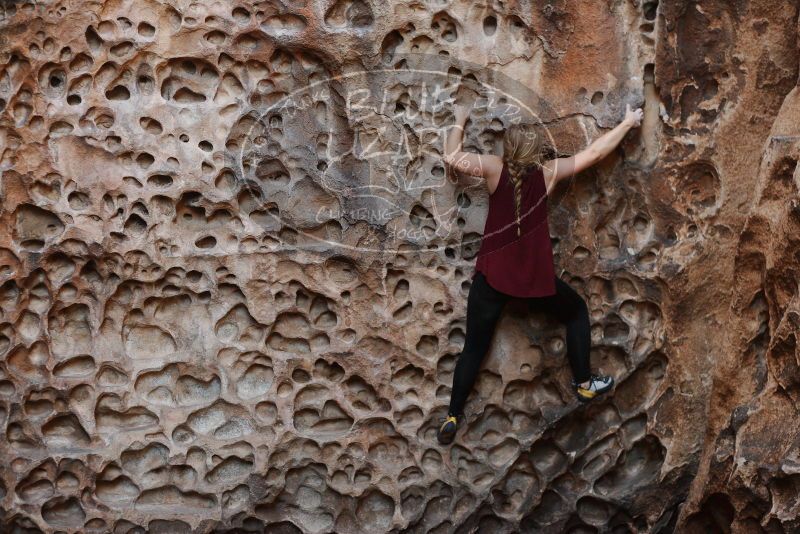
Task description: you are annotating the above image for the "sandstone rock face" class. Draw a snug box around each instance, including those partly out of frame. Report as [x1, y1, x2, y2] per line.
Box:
[0, 0, 797, 532]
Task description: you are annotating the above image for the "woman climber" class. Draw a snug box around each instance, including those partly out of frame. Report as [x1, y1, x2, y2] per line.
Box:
[437, 99, 644, 445]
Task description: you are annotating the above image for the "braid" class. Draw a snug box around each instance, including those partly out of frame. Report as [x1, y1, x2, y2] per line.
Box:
[506, 160, 526, 237]
[501, 121, 553, 238]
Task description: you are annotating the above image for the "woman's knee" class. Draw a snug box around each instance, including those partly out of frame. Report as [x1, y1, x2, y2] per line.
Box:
[555, 289, 589, 323]
[565, 294, 589, 323]
[458, 339, 493, 365]
[553, 279, 587, 312]
[574, 294, 589, 317]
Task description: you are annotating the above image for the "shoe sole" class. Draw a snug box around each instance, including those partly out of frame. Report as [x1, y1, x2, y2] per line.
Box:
[437, 421, 459, 445]
[574, 382, 615, 404]
[437, 433, 455, 445]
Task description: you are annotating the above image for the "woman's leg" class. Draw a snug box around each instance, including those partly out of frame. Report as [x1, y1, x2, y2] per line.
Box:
[527, 277, 592, 384]
[447, 272, 510, 417]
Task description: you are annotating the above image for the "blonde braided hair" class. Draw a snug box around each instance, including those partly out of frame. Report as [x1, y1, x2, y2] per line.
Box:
[502, 123, 554, 236]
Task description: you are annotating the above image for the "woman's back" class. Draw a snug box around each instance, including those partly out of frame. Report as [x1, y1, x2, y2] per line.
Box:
[472, 161, 556, 297]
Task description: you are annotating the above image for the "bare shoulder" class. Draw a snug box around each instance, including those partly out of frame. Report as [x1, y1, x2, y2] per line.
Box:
[481, 154, 504, 193]
[444, 152, 504, 190]
[540, 156, 576, 193]
[481, 154, 504, 177]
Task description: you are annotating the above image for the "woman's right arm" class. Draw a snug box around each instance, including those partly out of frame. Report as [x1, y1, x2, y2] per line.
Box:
[541, 104, 644, 191]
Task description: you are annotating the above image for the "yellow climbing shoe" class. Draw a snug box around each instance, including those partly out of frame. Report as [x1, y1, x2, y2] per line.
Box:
[574, 374, 615, 403]
[437, 414, 461, 445]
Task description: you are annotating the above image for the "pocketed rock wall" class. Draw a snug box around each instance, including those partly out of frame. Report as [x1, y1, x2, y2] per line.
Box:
[0, 0, 797, 533]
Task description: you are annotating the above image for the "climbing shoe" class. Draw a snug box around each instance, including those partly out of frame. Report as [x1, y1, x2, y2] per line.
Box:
[437, 413, 462, 445]
[573, 374, 615, 403]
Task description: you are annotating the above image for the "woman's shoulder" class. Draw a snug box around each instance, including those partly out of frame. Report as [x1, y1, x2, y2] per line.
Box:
[504, 160, 544, 176]
[484, 154, 505, 168]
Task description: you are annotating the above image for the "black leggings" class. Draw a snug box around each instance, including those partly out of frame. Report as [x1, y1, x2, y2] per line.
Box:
[448, 271, 592, 417]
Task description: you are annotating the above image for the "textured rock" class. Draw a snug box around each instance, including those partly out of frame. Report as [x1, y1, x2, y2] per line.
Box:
[0, 0, 797, 532]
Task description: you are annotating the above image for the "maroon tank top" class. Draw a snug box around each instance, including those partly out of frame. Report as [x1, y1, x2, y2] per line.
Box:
[472, 161, 557, 297]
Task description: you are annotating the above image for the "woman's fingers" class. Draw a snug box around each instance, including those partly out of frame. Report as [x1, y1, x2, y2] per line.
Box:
[625, 105, 644, 127]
